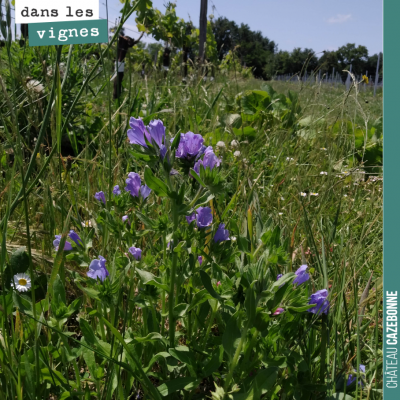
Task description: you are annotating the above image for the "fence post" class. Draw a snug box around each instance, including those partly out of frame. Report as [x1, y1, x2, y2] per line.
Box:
[374, 52, 381, 97]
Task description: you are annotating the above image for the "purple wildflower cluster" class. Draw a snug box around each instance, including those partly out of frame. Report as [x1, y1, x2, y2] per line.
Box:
[53, 230, 82, 251]
[186, 207, 230, 243]
[125, 172, 151, 200]
[87, 256, 109, 282]
[274, 266, 330, 317]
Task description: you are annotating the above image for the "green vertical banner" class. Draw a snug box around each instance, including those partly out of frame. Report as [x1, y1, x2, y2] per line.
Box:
[28, 19, 108, 46]
[384, 0, 400, 397]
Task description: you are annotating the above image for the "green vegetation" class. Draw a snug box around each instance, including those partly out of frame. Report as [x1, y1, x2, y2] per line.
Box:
[0, 0, 382, 399]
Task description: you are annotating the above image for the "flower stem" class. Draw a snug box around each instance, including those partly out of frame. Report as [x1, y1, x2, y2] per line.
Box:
[168, 200, 179, 348]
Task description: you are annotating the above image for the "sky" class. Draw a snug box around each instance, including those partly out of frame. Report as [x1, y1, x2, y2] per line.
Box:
[4, 0, 382, 56]
[103, 0, 383, 56]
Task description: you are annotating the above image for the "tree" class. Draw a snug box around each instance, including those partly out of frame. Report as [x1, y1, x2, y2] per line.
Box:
[365, 52, 383, 80]
[211, 17, 275, 79]
[336, 43, 369, 80]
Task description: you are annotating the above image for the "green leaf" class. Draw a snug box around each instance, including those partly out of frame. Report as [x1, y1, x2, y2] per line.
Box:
[132, 332, 164, 343]
[187, 289, 213, 312]
[79, 319, 97, 345]
[53, 274, 66, 305]
[190, 169, 206, 187]
[136, 268, 169, 292]
[222, 313, 241, 361]
[157, 377, 197, 396]
[135, 212, 157, 229]
[9, 247, 29, 274]
[287, 304, 315, 313]
[169, 346, 197, 377]
[254, 311, 270, 332]
[245, 288, 256, 325]
[144, 352, 170, 373]
[174, 303, 189, 318]
[171, 133, 181, 150]
[272, 272, 295, 290]
[200, 270, 222, 301]
[144, 166, 170, 197]
[202, 345, 224, 377]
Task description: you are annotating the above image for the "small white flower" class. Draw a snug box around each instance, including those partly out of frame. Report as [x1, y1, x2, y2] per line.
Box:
[286, 157, 294, 161]
[320, 171, 328, 175]
[243, 158, 248, 164]
[216, 141, 226, 149]
[280, 197, 284, 201]
[231, 236, 237, 241]
[342, 171, 350, 176]
[233, 150, 241, 157]
[320, 148, 327, 151]
[300, 192, 307, 197]
[279, 212, 283, 216]
[310, 192, 319, 196]
[242, 140, 249, 144]
[81, 220, 92, 228]
[230, 140, 239, 148]
[13, 273, 31, 292]
[343, 194, 348, 197]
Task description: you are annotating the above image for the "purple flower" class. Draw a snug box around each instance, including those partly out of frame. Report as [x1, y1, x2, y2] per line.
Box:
[167, 240, 173, 250]
[113, 185, 121, 196]
[68, 230, 82, 247]
[87, 256, 109, 282]
[293, 264, 309, 286]
[129, 246, 142, 261]
[122, 215, 129, 222]
[140, 185, 152, 200]
[194, 146, 221, 174]
[273, 307, 284, 316]
[127, 117, 150, 147]
[186, 213, 197, 225]
[347, 365, 366, 387]
[308, 289, 329, 316]
[214, 223, 230, 243]
[160, 144, 167, 160]
[195, 207, 213, 228]
[125, 172, 141, 197]
[203, 147, 221, 169]
[53, 235, 73, 251]
[95, 191, 106, 205]
[176, 132, 204, 160]
[198, 256, 203, 265]
[277, 274, 283, 280]
[147, 119, 166, 148]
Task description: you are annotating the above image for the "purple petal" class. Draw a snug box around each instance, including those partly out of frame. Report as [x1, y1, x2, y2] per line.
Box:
[214, 223, 230, 243]
[147, 119, 166, 148]
[186, 213, 196, 225]
[127, 117, 149, 147]
[129, 246, 142, 261]
[125, 172, 141, 197]
[140, 185, 152, 200]
[95, 191, 106, 205]
[196, 206, 213, 228]
[68, 230, 82, 247]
